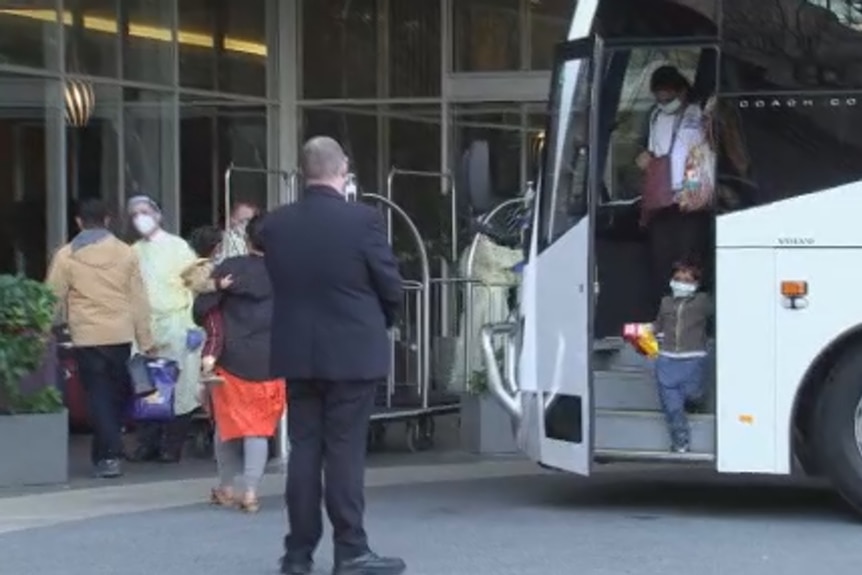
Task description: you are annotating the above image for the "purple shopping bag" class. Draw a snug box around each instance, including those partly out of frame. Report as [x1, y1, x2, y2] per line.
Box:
[130, 358, 180, 421]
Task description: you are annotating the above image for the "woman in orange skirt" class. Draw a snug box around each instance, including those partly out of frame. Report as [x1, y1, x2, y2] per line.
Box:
[193, 215, 285, 513]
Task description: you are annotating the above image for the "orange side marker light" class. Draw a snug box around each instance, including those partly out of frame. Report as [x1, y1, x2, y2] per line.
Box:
[780, 281, 807, 297]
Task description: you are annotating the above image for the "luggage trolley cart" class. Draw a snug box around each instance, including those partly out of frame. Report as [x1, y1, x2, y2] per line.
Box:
[360, 193, 460, 453]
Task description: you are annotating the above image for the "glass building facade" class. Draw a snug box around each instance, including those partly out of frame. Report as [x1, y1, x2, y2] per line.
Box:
[0, 0, 573, 279]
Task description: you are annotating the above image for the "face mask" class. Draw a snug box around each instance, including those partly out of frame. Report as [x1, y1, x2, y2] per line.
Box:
[344, 173, 357, 201]
[670, 280, 697, 298]
[133, 214, 158, 237]
[658, 98, 682, 114]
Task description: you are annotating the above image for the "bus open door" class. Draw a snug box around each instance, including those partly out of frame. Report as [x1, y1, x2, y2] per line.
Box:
[481, 37, 605, 476]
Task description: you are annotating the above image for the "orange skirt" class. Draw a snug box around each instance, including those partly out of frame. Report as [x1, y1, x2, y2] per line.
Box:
[211, 367, 286, 442]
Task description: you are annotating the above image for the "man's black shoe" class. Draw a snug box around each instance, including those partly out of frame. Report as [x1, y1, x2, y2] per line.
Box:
[332, 552, 406, 575]
[280, 555, 313, 575]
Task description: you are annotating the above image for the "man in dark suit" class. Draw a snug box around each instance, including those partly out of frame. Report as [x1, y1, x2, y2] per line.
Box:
[261, 137, 406, 575]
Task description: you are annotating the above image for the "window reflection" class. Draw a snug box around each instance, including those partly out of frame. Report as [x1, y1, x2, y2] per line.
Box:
[453, 0, 520, 72]
[218, 0, 269, 97]
[388, 106, 445, 260]
[720, 97, 862, 210]
[530, 0, 575, 70]
[0, 74, 57, 279]
[722, 0, 862, 91]
[540, 58, 592, 248]
[123, 89, 175, 213]
[178, 0, 216, 90]
[67, 0, 119, 77]
[597, 0, 717, 39]
[122, 0, 175, 85]
[303, 0, 378, 99]
[453, 103, 523, 199]
[66, 84, 121, 238]
[1, 3, 267, 68]
[0, 2, 59, 70]
[390, 0, 441, 97]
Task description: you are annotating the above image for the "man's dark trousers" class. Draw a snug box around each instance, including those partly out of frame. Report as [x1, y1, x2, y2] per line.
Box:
[284, 379, 379, 564]
[75, 344, 131, 464]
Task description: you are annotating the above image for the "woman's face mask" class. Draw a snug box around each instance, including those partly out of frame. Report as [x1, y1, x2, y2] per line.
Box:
[658, 98, 683, 115]
[670, 279, 698, 298]
[133, 213, 158, 237]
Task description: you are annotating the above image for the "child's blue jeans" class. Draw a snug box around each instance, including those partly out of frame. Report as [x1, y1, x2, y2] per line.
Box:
[654, 354, 707, 445]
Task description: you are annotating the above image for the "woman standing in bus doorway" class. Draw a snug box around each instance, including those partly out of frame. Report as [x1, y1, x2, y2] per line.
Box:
[193, 215, 286, 513]
[636, 65, 712, 312]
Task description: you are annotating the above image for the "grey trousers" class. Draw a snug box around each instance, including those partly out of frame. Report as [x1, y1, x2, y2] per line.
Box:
[214, 431, 269, 492]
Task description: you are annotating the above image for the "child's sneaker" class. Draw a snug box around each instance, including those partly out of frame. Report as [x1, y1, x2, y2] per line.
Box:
[671, 440, 690, 454]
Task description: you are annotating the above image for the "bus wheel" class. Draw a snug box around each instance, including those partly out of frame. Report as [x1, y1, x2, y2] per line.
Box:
[812, 352, 862, 516]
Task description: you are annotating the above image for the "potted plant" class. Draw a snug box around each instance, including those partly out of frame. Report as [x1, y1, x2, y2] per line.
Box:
[460, 348, 518, 455]
[0, 274, 68, 487]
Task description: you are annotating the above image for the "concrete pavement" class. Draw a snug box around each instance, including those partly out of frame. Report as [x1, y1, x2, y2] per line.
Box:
[3, 413, 862, 574]
[1, 458, 861, 575]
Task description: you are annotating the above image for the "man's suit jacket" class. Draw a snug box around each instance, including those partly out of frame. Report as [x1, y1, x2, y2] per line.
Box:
[261, 185, 403, 382]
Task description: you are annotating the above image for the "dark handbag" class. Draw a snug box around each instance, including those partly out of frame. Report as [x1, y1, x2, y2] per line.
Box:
[640, 110, 684, 225]
[641, 155, 674, 213]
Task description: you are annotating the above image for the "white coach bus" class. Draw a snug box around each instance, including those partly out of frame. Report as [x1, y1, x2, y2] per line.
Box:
[479, 0, 862, 514]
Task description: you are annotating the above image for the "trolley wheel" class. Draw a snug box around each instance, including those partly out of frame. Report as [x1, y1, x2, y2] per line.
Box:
[406, 417, 435, 453]
[191, 427, 214, 460]
[367, 422, 387, 453]
[812, 349, 862, 516]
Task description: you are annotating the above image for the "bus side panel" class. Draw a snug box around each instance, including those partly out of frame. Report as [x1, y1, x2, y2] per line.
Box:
[775, 248, 862, 473]
[716, 248, 779, 473]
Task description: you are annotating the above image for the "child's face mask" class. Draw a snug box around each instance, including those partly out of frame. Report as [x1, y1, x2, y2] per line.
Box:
[670, 280, 697, 298]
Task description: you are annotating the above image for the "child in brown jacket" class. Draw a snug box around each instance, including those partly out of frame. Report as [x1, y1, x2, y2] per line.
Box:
[653, 260, 713, 454]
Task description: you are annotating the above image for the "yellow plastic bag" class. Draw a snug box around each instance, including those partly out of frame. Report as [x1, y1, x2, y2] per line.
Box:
[622, 323, 659, 358]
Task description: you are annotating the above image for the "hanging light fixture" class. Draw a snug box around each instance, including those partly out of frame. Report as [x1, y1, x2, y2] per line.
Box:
[64, 79, 95, 127]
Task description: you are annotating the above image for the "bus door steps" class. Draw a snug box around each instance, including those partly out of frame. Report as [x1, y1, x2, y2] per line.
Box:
[594, 409, 716, 455]
[594, 367, 717, 412]
[594, 367, 662, 411]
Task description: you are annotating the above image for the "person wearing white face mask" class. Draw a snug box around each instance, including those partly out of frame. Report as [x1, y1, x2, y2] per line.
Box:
[636, 65, 711, 313]
[126, 195, 202, 463]
[651, 260, 713, 454]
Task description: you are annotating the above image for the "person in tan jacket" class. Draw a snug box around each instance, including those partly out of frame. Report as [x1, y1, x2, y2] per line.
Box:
[46, 198, 156, 479]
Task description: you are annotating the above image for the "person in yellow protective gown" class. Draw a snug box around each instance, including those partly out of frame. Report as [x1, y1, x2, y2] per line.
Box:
[126, 195, 203, 463]
[449, 232, 523, 392]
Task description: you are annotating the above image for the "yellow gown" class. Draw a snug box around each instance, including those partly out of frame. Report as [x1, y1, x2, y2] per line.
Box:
[133, 232, 201, 416]
[450, 233, 523, 392]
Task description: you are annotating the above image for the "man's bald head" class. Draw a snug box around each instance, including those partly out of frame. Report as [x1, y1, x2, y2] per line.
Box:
[301, 136, 349, 190]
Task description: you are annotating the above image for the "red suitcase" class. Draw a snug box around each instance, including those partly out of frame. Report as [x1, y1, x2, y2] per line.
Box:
[58, 339, 90, 429]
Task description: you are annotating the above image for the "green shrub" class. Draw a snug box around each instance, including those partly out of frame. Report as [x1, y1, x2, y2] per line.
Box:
[0, 275, 64, 414]
[466, 348, 506, 395]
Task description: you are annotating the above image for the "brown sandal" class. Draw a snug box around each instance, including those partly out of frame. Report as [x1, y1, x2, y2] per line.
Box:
[238, 494, 260, 513]
[210, 487, 236, 507]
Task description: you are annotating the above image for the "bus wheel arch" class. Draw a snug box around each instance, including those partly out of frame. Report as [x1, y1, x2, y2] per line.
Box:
[793, 326, 862, 515]
[791, 326, 862, 477]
